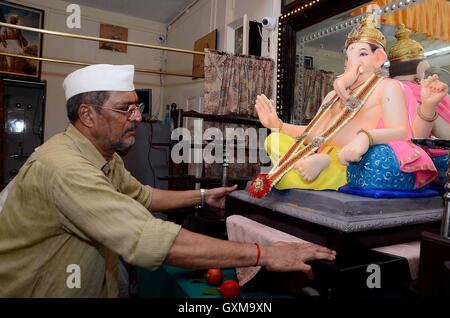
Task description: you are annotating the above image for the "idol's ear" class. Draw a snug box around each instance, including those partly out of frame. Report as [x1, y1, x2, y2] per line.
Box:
[373, 48, 387, 69]
[416, 60, 430, 79]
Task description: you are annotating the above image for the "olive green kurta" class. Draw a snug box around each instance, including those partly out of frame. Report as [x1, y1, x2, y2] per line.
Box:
[0, 124, 181, 297]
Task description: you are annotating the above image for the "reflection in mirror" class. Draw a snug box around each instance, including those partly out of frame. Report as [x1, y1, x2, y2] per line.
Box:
[282, 0, 297, 8]
[293, 0, 450, 125]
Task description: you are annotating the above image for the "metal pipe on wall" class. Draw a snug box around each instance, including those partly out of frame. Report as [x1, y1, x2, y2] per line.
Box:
[0, 52, 200, 78]
[0, 22, 205, 56]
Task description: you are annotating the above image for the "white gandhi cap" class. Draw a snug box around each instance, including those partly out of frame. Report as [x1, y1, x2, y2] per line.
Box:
[63, 64, 135, 101]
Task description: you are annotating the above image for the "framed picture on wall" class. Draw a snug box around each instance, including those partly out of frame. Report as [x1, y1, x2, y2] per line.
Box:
[0, 1, 44, 79]
[99, 24, 128, 53]
[304, 56, 313, 69]
[192, 29, 217, 79]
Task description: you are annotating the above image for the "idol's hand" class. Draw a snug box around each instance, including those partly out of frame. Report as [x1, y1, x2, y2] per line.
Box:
[421, 74, 449, 109]
[255, 94, 280, 129]
[338, 132, 370, 165]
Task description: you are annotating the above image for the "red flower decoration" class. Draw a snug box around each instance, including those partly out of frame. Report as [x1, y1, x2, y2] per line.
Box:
[248, 173, 272, 198]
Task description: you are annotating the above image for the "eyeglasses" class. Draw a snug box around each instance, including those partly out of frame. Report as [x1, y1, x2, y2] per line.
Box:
[91, 102, 145, 120]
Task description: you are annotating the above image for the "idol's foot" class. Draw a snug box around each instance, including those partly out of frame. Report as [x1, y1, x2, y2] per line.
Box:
[293, 153, 331, 181]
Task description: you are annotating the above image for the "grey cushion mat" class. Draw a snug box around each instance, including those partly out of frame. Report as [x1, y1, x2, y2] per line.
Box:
[229, 187, 443, 232]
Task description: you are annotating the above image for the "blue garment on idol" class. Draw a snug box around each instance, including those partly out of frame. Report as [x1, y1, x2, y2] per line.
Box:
[347, 144, 416, 190]
[431, 154, 448, 184]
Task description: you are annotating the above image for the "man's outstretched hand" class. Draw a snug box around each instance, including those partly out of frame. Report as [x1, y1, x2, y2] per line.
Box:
[263, 242, 336, 278]
[205, 185, 238, 209]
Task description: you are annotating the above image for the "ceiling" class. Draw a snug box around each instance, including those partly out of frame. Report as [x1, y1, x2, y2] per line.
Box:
[68, 0, 194, 23]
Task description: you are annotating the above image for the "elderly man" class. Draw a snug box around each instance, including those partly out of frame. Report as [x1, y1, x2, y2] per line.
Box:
[0, 64, 335, 297]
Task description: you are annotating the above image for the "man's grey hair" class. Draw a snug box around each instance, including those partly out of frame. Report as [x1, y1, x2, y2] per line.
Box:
[66, 91, 111, 123]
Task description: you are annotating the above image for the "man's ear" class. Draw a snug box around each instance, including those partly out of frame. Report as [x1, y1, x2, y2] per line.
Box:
[374, 48, 387, 68]
[78, 104, 95, 128]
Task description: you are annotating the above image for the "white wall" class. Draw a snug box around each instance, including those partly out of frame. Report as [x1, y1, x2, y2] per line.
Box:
[9, 0, 166, 140]
[163, 0, 213, 114]
[164, 0, 280, 112]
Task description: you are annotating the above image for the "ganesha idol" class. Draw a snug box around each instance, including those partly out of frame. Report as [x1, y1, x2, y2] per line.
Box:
[388, 24, 449, 185]
[249, 14, 441, 198]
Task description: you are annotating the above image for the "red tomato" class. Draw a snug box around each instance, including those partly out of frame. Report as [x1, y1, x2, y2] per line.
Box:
[205, 268, 223, 286]
[218, 280, 240, 298]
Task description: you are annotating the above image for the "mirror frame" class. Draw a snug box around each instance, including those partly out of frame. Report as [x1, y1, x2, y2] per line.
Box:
[276, 0, 371, 123]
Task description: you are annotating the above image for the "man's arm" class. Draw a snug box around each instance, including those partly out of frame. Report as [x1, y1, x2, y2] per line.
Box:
[115, 154, 236, 212]
[165, 228, 336, 272]
[53, 163, 335, 274]
[148, 188, 201, 211]
[148, 185, 237, 211]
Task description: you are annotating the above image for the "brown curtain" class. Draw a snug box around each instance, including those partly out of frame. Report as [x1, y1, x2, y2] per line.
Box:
[203, 49, 274, 116]
[300, 68, 335, 122]
[352, 0, 450, 42]
[202, 49, 273, 180]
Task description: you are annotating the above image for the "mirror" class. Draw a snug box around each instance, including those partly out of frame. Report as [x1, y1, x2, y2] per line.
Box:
[289, 0, 450, 124]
